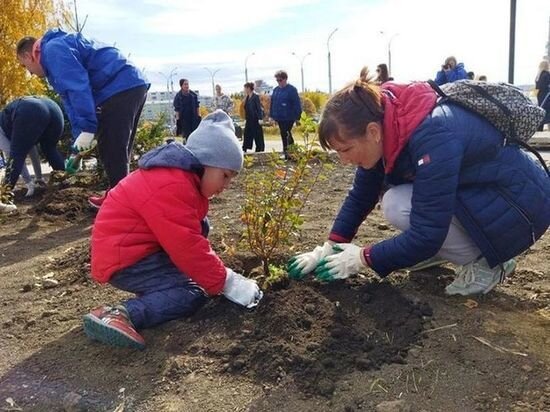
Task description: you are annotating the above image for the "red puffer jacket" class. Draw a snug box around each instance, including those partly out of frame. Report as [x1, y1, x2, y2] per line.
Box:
[91, 167, 227, 296]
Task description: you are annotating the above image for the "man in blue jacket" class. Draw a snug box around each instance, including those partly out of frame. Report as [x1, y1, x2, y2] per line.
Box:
[269, 70, 302, 159]
[434, 56, 468, 86]
[16, 29, 150, 208]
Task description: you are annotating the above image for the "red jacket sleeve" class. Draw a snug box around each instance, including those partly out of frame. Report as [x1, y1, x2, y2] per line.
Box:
[139, 181, 227, 296]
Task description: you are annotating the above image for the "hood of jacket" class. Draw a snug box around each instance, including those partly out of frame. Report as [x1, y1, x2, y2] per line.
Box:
[380, 82, 438, 173]
[138, 142, 203, 172]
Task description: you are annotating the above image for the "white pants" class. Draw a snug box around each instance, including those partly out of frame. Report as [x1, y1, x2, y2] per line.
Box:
[381, 184, 481, 265]
[0, 132, 42, 184]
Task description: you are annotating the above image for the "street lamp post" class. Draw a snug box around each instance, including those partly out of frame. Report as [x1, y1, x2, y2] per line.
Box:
[379, 31, 399, 77]
[158, 66, 178, 130]
[244, 52, 255, 83]
[327, 28, 338, 94]
[292, 52, 312, 92]
[204, 67, 221, 100]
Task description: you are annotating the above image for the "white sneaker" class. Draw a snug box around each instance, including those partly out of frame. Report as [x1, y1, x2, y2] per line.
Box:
[445, 258, 516, 296]
[25, 181, 35, 197]
[34, 178, 47, 187]
[406, 256, 447, 272]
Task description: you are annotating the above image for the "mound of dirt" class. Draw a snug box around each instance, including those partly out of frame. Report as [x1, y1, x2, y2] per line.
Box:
[180, 279, 431, 398]
[47, 243, 92, 285]
[33, 187, 95, 220]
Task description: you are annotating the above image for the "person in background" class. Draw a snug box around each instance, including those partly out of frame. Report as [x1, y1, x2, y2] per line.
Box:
[467, 71, 475, 80]
[174, 78, 201, 140]
[212, 84, 233, 114]
[478, 75, 487, 81]
[242, 82, 265, 153]
[16, 29, 149, 209]
[535, 60, 550, 131]
[375, 63, 390, 85]
[84, 110, 263, 349]
[0, 135, 44, 198]
[434, 56, 468, 85]
[288, 67, 550, 297]
[0, 96, 64, 213]
[269, 70, 302, 159]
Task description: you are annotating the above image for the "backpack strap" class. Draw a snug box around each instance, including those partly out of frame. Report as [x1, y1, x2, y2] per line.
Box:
[462, 82, 517, 142]
[427, 80, 446, 98]
[513, 140, 550, 177]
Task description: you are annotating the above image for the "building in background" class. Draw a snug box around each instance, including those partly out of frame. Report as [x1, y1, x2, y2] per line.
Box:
[254, 80, 273, 95]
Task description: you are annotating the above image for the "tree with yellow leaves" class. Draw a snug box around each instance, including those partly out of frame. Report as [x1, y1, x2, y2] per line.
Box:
[0, 0, 69, 107]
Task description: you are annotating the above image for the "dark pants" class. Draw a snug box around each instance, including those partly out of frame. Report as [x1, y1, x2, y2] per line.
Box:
[538, 92, 550, 131]
[110, 251, 208, 330]
[278, 120, 295, 153]
[243, 119, 265, 152]
[4, 97, 64, 187]
[178, 115, 200, 139]
[96, 85, 149, 188]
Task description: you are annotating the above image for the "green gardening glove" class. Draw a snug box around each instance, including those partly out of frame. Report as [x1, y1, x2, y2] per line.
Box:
[315, 243, 366, 282]
[287, 241, 336, 280]
[64, 156, 82, 175]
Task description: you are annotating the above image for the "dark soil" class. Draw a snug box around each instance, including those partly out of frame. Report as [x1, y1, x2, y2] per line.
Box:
[0, 159, 549, 411]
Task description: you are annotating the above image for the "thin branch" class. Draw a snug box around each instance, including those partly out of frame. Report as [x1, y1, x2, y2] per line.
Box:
[422, 323, 458, 334]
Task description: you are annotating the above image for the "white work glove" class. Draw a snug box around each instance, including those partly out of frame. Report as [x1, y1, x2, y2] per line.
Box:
[0, 184, 16, 213]
[287, 241, 336, 280]
[72, 132, 97, 153]
[315, 243, 367, 281]
[25, 181, 35, 197]
[223, 268, 263, 308]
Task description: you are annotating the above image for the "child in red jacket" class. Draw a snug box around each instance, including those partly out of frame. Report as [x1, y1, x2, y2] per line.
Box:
[83, 110, 263, 350]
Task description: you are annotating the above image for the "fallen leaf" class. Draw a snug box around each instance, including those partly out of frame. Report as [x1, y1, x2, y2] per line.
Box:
[463, 299, 479, 309]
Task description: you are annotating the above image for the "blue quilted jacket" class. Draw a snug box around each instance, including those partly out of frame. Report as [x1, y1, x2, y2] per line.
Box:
[330, 103, 550, 277]
[269, 84, 301, 122]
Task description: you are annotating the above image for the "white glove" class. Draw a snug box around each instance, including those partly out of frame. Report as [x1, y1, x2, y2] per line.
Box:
[73, 132, 97, 153]
[287, 241, 335, 280]
[25, 181, 35, 197]
[223, 268, 263, 308]
[315, 243, 367, 281]
[0, 201, 17, 213]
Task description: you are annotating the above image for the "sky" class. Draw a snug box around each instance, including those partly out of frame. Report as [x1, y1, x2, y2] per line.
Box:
[72, 0, 550, 96]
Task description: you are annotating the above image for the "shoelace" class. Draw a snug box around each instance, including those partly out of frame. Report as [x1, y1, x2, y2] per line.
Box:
[498, 265, 507, 283]
[458, 261, 507, 286]
[455, 263, 476, 286]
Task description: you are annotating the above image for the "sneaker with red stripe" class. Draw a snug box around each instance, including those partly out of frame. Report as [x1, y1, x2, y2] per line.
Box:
[88, 190, 109, 209]
[83, 305, 145, 350]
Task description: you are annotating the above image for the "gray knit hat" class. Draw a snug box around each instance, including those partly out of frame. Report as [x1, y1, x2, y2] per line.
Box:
[186, 109, 243, 172]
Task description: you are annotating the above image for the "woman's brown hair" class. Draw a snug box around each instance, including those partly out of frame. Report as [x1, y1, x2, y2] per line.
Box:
[318, 67, 384, 150]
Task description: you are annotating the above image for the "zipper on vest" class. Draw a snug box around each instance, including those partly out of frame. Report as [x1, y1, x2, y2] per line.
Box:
[496, 188, 536, 245]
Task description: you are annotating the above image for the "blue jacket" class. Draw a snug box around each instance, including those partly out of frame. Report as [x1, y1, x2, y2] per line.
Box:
[270, 84, 301, 122]
[434, 63, 468, 85]
[331, 104, 550, 277]
[39, 29, 149, 139]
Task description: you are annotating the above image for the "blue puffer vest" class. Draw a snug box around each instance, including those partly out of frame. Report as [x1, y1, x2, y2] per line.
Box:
[331, 103, 550, 277]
